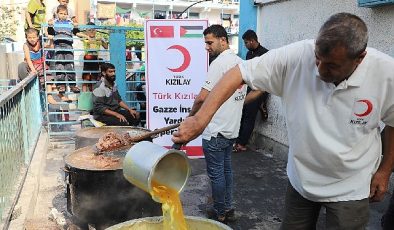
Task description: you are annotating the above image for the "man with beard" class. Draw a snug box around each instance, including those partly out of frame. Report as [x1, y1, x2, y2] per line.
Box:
[173, 13, 394, 229]
[92, 62, 140, 126]
[188, 24, 247, 223]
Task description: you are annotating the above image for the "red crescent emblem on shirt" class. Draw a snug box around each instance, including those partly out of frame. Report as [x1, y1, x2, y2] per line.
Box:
[354, 99, 373, 117]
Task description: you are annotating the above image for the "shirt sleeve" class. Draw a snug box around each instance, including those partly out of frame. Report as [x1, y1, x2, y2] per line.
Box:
[382, 107, 394, 127]
[239, 40, 308, 97]
[381, 81, 394, 127]
[114, 90, 122, 103]
[92, 87, 108, 115]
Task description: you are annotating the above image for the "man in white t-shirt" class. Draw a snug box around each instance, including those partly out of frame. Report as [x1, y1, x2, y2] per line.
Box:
[188, 24, 246, 223]
[173, 13, 394, 229]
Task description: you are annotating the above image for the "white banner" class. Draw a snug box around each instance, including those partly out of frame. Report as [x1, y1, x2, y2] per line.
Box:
[145, 19, 208, 157]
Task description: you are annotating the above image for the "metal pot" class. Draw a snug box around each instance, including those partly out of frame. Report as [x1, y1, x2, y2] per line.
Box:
[105, 216, 233, 230]
[123, 141, 190, 196]
[65, 145, 161, 228]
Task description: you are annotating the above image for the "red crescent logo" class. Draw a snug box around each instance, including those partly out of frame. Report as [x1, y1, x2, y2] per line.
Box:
[167, 45, 191, 72]
[354, 99, 373, 117]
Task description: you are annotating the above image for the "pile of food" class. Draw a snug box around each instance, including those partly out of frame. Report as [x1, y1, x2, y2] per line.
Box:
[95, 131, 133, 153]
[65, 147, 123, 170]
[67, 129, 151, 170]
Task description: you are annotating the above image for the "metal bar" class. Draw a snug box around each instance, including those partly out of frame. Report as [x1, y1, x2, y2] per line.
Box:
[20, 87, 29, 164]
[110, 29, 127, 100]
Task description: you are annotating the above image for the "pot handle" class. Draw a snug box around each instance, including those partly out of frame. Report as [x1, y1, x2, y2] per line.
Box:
[172, 143, 183, 150]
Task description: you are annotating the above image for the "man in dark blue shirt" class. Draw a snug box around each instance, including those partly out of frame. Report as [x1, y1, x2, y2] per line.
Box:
[234, 30, 269, 151]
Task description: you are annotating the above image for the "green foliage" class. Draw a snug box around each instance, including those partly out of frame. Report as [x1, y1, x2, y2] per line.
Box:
[125, 23, 144, 48]
[99, 21, 144, 48]
[0, 6, 21, 42]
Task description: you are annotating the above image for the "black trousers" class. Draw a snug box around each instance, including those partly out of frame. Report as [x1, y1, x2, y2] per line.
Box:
[96, 109, 140, 126]
[237, 90, 269, 145]
[383, 191, 394, 229]
[381, 126, 394, 229]
[280, 182, 369, 230]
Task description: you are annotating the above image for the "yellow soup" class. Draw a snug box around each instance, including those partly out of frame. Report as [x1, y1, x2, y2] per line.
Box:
[150, 180, 188, 230]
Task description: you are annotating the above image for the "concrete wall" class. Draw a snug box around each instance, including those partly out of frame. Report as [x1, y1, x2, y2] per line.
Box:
[252, 1, 394, 147]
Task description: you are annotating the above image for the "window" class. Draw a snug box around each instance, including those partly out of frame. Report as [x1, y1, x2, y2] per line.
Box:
[154, 10, 166, 19]
[254, 0, 281, 4]
[221, 13, 231, 20]
[189, 12, 200, 19]
[358, 0, 394, 7]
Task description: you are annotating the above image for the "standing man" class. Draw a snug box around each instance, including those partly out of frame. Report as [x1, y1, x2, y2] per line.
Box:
[234, 30, 269, 151]
[188, 25, 246, 223]
[381, 126, 394, 230]
[173, 13, 394, 229]
[92, 63, 140, 126]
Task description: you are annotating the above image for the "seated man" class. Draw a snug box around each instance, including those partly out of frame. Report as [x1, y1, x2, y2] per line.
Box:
[92, 62, 140, 126]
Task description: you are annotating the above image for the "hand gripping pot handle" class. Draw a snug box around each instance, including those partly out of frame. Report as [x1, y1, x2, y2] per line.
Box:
[123, 141, 191, 194]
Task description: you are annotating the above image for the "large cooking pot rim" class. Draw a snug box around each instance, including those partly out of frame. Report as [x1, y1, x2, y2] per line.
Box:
[65, 145, 131, 171]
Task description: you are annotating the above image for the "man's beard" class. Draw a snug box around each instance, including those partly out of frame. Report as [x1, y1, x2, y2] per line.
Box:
[105, 75, 116, 84]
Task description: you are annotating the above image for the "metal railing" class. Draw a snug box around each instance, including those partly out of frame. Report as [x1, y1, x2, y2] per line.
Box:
[40, 24, 147, 143]
[0, 80, 18, 96]
[0, 74, 42, 227]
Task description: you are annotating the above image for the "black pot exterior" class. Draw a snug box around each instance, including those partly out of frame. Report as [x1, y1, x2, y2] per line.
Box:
[65, 164, 161, 226]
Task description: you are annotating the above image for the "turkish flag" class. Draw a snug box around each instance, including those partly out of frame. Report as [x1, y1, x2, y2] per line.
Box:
[150, 26, 174, 38]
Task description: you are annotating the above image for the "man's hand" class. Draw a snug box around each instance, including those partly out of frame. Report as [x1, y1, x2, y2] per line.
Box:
[129, 108, 139, 119]
[369, 170, 390, 202]
[116, 113, 128, 124]
[172, 116, 205, 144]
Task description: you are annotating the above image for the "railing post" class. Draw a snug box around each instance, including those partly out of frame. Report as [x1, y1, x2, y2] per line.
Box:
[109, 29, 127, 100]
[20, 87, 30, 164]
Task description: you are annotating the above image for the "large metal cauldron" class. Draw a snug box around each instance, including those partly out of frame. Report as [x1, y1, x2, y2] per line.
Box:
[65, 127, 161, 229]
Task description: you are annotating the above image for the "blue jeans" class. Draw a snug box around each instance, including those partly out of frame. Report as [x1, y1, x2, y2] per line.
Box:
[203, 134, 235, 217]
